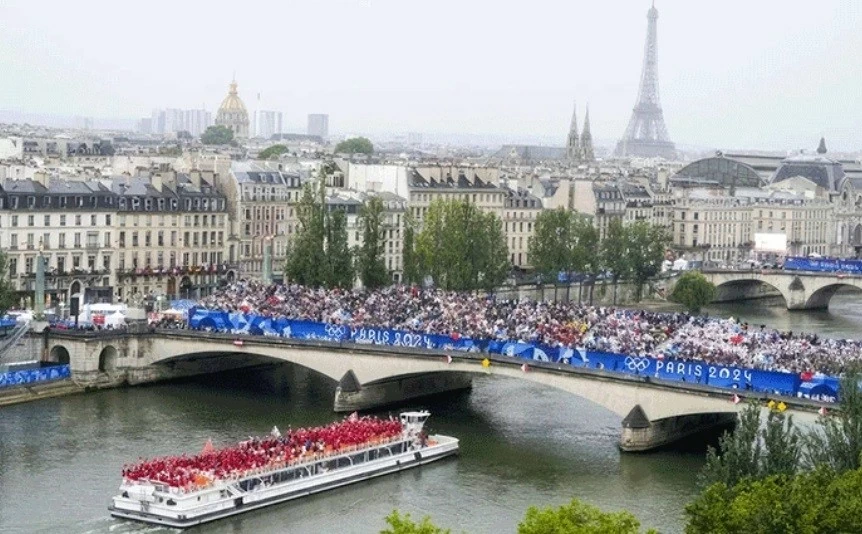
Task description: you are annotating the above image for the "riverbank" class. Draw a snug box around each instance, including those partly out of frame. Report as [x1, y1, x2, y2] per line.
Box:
[0, 379, 85, 408]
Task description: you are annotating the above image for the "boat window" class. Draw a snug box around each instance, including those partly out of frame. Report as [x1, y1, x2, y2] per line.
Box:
[167, 499, 177, 506]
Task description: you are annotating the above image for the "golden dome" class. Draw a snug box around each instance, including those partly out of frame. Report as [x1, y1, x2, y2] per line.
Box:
[219, 80, 248, 113]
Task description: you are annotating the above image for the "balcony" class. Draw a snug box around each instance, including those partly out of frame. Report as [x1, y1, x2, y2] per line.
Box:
[115, 264, 232, 278]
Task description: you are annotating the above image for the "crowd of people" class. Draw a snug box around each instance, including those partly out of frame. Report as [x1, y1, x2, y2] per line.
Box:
[191, 281, 862, 378]
[122, 416, 403, 490]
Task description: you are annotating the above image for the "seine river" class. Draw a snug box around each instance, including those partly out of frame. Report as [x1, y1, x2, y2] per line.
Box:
[1, 294, 858, 534]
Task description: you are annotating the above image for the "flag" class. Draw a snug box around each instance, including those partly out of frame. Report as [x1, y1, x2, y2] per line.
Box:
[446, 355, 453, 364]
[732, 394, 741, 404]
[271, 426, 281, 438]
[777, 401, 787, 412]
[201, 438, 214, 454]
[481, 358, 491, 368]
[348, 412, 358, 422]
[819, 406, 828, 416]
[767, 400, 776, 410]
[521, 363, 529, 373]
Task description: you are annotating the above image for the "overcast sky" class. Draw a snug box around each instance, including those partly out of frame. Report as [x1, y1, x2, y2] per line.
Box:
[1, 0, 860, 151]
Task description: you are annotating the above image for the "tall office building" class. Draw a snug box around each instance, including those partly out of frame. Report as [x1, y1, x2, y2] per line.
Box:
[183, 109, 212, 137]
[307, 114, 329, 139]
[255, 110, 283, 139]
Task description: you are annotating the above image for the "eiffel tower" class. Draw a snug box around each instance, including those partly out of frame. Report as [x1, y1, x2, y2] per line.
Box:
[615, 2, 676, 159]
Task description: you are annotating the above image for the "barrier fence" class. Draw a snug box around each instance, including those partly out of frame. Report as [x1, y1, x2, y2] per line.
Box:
[0, 364, 71, 389]
[188, 309, 841, 403]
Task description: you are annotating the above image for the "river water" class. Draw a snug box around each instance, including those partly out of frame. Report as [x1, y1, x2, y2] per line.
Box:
[1, 294, 859, 534]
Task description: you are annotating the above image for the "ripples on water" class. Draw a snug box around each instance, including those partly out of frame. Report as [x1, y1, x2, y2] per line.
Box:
[6, 295, 862, 534]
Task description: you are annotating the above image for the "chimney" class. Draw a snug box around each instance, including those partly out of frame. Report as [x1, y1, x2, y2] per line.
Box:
[151, 174, 163, 192]
[189, 170, 202, 188]
[33, 170, 49, 188]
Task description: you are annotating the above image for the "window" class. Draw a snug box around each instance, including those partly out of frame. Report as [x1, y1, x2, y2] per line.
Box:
[104, 232, 110, 247]
[10, 235, 17, 249]
[59, 234, 65, 248]
[75, 215, 81, 226]
[43, 233, 50, 249]
[11, 215, 18, 227]
[91, 214, 97, 226]
[44, 215, 50, 226]
[106, 214, 112, 226]
[74, 233, 81, 248]
[7, 258, 15, 276]
[132, 232, 138, 247]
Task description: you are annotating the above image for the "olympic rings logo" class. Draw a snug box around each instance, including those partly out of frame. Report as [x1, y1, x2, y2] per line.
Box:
[324, 324, 346, 339]
[624, 356, 650, 372]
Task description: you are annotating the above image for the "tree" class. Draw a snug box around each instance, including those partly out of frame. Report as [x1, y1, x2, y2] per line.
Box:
[701, 402, 801, 488]
[285, 182, 327, 287]
[686, 468, 862, 534]
[201, 125, 235, 145]
[519, 499, 658, 534]
[625, 221, 669, 301]
[600, 218, 628, 304]
[0, 250, 16, 315]
[669, 270, 716, 313]
[334, 137, 374, 155]
[529, 208, 575, 280]
[415, 199, 509, 291]
[324, 208, 354, 288]
[381, 511, 451, 534]
[357, 196, 389, 289]
[402, 212, 420, 285]
[258, 144, 289, 159]
[805, 372, 862, 473]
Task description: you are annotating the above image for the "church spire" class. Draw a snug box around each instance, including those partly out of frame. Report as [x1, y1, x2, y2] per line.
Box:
[566, 100, 581, 162]
[581, 104, 595, 162]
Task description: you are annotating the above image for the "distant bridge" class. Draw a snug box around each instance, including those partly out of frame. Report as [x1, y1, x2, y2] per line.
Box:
[42, 329, 829, 452]
[699, 270, 862, 310]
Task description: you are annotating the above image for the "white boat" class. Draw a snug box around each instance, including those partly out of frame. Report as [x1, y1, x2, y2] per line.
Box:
[109, 411, 458, 528]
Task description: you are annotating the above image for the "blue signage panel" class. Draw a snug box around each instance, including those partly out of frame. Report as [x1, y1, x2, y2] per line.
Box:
[0, 365, 70, 389]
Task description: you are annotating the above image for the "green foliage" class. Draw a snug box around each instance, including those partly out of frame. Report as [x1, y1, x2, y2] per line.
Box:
[285, 176, 354, 288]
[335, 136, 374, 155]
[805, 372, 862, 472]
[201, 125, 235, 145]
[701, 402, 801, 488]
[600, 218, 628, 281]
[402, 212, 420, 285]
[669, 270, 716, 313]
[518, 499, 657, 534]
[324, 208, 354, 288]
[625, 221, 670, 301]
[258, 144, 289, 159]
[0, 250, 15, 315]
[356, 196, 389, 289]
[686, 467, 862, 534]
[414, 199, 509, 291]
[528, 210, 600, 280]
[381, 510, 451, 534]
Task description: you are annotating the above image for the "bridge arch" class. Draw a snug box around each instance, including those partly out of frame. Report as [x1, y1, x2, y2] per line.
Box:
[712, 278, 786, 305]
[49, 345, 70, 365]
[804, 283, 862, 310]
[98, 345, 119, 372]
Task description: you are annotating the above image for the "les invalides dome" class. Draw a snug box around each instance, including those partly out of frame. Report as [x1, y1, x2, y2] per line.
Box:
[215, 79, 250, 139]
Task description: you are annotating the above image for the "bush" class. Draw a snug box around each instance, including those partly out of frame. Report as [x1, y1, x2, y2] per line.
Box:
[669, 270, 716, 313]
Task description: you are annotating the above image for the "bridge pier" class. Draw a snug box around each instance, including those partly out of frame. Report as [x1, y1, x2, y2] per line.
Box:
[619, 405, 737, 452]
[333, 370, 473, 412]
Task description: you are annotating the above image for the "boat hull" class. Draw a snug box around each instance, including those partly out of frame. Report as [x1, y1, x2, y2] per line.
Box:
[109, 436, 458, 529]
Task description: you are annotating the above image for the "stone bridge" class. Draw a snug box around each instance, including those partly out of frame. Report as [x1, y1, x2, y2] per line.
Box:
[42, 329, 827, 452]
[700, 270, 862, 310]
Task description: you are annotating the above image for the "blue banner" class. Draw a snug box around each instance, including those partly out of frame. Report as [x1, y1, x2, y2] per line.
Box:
[0, 365, 70, 389]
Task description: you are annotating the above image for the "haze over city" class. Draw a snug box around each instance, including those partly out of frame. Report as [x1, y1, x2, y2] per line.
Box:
[2, 0, 860, 150]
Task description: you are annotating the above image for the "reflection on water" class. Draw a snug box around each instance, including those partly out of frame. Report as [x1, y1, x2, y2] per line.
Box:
[4, 294, 862, 534]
